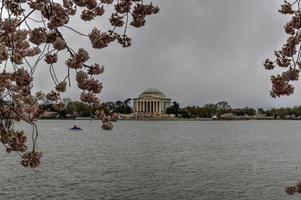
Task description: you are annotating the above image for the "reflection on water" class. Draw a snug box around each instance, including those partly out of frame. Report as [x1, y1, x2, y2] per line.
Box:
[0, 120, 301, 200]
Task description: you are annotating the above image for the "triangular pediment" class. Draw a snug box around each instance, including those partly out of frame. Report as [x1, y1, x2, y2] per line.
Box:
[136, 96, 162, 100]
[134, 96, 171, 101]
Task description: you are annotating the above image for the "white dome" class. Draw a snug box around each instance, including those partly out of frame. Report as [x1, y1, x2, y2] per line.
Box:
[139, 88, 166, 98]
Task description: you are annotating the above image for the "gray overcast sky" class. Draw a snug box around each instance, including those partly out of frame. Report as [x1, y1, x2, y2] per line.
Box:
[33, 0, 299, 108]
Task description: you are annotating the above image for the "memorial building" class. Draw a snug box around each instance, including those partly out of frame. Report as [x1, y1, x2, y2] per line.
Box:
[133, 88, 171, 114]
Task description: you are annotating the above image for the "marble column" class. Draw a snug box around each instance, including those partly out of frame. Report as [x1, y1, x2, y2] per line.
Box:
[139, 101, 141, 112]
[158, 101, 160, 113]
[159, 101, 161, 113]
[147, 101, 149, 113]
[146, 101, 148, 113]
[140, 101, 142, 112]
[153, 101, 156, 113]
[136, 101, 138, 112]
[153, 101, 155, 113]
[134, 101, 136, 112]
[152, 101, 154, 113]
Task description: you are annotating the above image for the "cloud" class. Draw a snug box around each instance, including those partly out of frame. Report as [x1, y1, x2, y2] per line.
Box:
[33, 0, 299, 108]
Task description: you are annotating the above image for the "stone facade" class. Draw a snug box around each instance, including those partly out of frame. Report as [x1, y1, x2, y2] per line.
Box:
[133, 88, 171, 114]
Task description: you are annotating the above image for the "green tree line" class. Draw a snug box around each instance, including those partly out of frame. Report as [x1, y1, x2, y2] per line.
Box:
[41, 98, 301, 119]
[167, 101, 301, 119]
[40, 98, 133, 118]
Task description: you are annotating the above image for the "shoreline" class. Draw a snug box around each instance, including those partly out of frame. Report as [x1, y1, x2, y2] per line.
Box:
[39, 118, 301, 121]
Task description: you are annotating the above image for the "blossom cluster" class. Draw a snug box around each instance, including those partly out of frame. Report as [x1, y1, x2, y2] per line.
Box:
[95, 110, 118, 130]
[267, 2, 301, 195]
[264, 0, 301, 97]
[0, 0, 159, 167]
[286, 182, 301, 195]
[0, 69, 42, 167]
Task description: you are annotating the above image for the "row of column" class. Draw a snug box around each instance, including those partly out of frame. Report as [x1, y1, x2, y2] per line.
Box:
[136, 101, 162, 113]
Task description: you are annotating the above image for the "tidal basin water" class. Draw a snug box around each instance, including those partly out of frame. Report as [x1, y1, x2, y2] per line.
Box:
[2, 120, 301, 200]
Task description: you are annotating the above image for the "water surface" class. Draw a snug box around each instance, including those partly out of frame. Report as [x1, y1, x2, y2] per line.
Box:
[1, 120, 301, 200]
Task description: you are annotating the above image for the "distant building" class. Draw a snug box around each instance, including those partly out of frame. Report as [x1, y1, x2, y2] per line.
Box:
[133, 88, 171, 114]
[220, 113, 235, 119]
[42, 111, 58, 118]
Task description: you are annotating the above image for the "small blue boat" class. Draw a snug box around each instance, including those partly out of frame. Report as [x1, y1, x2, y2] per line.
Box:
[70, 125, 82, 131]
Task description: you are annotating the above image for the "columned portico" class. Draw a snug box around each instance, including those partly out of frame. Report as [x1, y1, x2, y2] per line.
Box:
[135, 100, 161, 113]
[133, 88, 171, 114]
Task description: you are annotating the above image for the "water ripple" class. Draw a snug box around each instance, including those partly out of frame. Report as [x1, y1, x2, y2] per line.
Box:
[0, 120, 300, 200]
